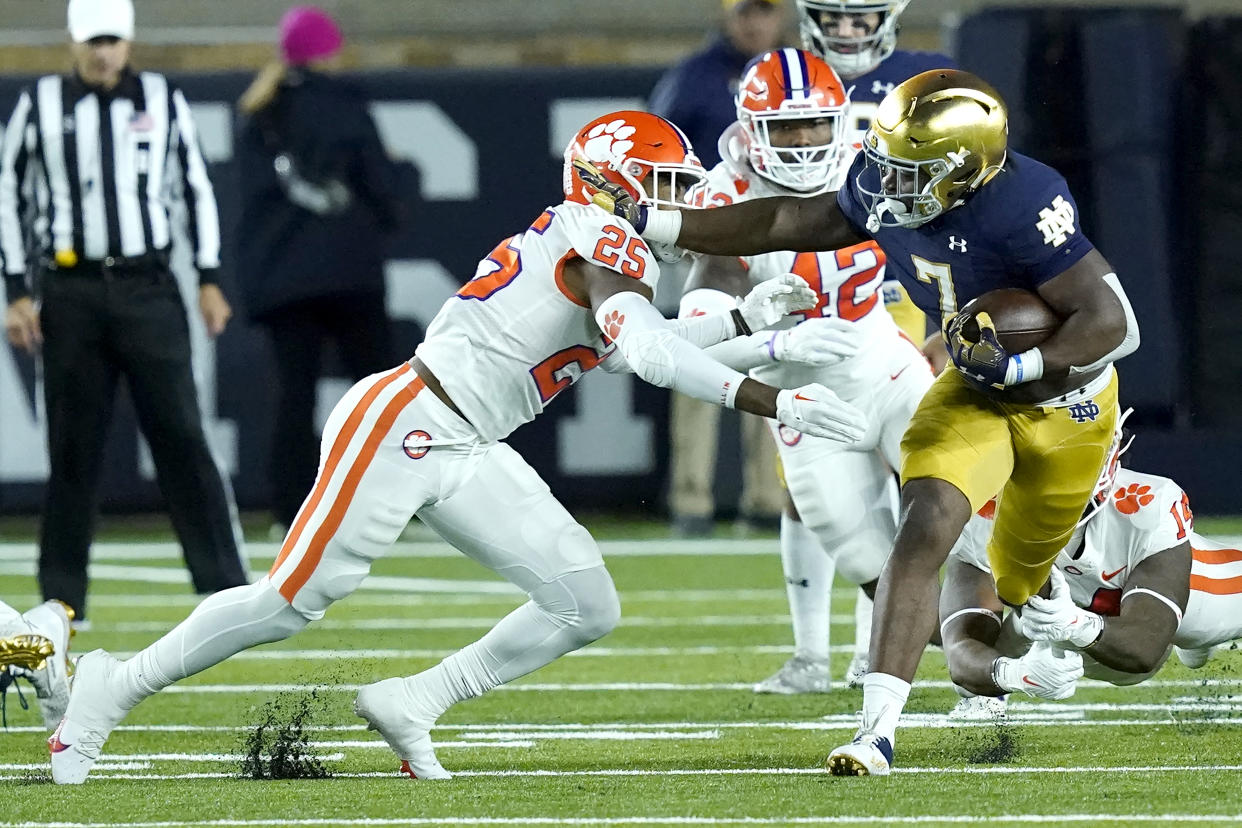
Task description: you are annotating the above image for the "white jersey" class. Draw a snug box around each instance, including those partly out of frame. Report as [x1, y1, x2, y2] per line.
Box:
[416, 202, 658, 443]
[951, 467, 1242, 651]
[700, 124, 906, 397]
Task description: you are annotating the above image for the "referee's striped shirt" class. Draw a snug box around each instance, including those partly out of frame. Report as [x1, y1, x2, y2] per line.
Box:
[0, 67, 220, 301]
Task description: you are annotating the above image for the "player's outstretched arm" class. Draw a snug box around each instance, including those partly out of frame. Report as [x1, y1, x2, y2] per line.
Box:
[939, 558, 1010, 697]
[585, 164, 867, 257]
[680, 256, 858, 372]
[577, 260, 867, 443]
[1034, 249, 1140, 379]
[940, 559, 1084, 701]
[1020, 545, 1190, 677]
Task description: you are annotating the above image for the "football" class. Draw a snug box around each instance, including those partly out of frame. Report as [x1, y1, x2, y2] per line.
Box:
[958, 287, 1062, 353]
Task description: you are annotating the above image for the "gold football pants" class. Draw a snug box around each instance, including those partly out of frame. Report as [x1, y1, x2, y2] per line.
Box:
[901, 368, 1119, 605]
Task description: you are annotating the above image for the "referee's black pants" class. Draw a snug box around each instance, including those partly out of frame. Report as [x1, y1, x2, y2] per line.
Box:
[36, 266, 248, 620]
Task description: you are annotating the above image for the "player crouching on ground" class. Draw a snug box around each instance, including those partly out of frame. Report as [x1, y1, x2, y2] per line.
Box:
[940, 417, 1242, 710]
[47, 110, 871, 784]
[681, 48, 935, 694]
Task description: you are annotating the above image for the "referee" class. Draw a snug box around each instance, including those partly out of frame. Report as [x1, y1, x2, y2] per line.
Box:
[0, 0, 248, 625]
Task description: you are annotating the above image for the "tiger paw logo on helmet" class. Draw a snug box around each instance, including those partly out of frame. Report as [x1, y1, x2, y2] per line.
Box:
[603, 310, 625, 340]
[1113, 483, 1154, 515]
[582, 120, 637, 168]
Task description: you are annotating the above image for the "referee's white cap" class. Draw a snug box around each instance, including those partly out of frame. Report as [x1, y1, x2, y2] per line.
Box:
[68, 0, 135, 43]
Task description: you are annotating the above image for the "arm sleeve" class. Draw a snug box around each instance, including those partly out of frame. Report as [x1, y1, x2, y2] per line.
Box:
[0, 89, 34, 300]
[170, 86, 223, 280]
[596, 289, 748, 408]
[678, 285, 779, 371]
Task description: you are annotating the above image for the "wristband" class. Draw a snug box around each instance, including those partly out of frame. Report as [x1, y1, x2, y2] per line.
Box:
[991, 657, 1019, 693]
[642, 207, 683, 244]
[1004, 347, 1045, 386]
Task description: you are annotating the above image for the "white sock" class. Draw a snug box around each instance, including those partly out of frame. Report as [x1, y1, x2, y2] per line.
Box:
[401, 567, 618, 723]
[853, 590, 873, 658]
[119, 580, 308, 708]
[779, 513, 833, 660]
[861, 672, 911, 745]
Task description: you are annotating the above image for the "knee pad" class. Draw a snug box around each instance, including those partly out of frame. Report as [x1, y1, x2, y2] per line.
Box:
[531, 566, 620, 646]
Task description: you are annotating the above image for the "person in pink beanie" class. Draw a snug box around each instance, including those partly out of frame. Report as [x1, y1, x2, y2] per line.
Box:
[237, 6, 407, 536]
[279, 5, 343, 65]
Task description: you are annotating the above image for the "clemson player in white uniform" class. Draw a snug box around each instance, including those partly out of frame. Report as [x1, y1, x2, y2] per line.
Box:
[47, 110, 871, 785]
[940, 417, 1242, 711]
[682, 48, 934, 693]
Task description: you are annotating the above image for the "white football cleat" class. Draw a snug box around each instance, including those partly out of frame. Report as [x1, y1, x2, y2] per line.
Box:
[948, 694, 1008, 721]
[827, 731, 893, 776]
[1174, 646, 1215, 670]
[21, 601, 74, 730]
[355, 677, 451, 780]
[753, 654, 831, 694]
[844, 654, 869, 689]
[50, 650, 132, 785]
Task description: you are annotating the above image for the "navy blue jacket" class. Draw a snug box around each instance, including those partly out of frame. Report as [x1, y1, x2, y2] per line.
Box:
[235, 69, 403, 321]
[648, 35, 754, 168]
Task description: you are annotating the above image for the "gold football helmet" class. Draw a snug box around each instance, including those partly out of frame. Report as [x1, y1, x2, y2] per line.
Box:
[856, 69, 1008, 231]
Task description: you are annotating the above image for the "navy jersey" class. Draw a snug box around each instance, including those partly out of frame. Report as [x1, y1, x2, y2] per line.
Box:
[842, 51, 956, 146]
[837, 150, 1096, 326]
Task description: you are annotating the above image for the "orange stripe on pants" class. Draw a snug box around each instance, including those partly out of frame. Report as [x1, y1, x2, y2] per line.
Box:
[278, 376, 426, 603]
[1192, 546, 1242, 565]
[270, 364, 412, 583]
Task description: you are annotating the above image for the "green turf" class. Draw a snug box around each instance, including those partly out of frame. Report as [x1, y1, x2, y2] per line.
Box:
[2, 523, 1242, 827]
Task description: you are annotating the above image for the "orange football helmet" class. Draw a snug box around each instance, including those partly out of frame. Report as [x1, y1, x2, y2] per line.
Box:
[736, 48, 851, 194]
[563, 110, 706, 211]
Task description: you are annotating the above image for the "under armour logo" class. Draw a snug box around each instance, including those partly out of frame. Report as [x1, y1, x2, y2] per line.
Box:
[871, 80, 895, 96]
[1037, 195, 1077, 247]
[948, 236, 968, 252]
[1067, 400, 1101, 423]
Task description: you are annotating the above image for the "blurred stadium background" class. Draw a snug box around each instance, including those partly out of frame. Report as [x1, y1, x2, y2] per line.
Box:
[1, 0, 1241, 524]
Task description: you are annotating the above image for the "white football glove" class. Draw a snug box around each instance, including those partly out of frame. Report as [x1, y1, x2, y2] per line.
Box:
[770, 318, 859, 366]
[775, 383, 868, 443]
[1016, 567, 1104, 649]
[736, 274, 817, 332]
[992, 640, 1084, 700]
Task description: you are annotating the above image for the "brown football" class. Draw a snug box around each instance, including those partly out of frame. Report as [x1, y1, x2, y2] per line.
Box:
[958, 288, 1062, 353]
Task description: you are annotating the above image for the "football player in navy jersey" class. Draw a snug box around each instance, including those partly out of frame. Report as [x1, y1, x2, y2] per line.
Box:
[577, 68, 1141, 775]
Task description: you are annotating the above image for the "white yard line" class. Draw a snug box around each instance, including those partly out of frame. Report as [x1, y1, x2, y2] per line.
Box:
[11, 820, 1242, 827]
[1, 706, 1235, 737]
[0, 588, 842, 608]
[145, 678, 1242, 694]
[107, 644, 864, 661]
[105, 615, 852, 633]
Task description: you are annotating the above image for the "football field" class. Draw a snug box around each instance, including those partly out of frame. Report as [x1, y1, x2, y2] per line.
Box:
[2, 517, 1241, 827]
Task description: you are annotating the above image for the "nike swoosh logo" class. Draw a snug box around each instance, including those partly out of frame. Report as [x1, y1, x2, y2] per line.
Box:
[48, 725, 71, 753]
[1101, 567, 1127, 582]
[794, 393, 814, 402]
[890, 366, 909, 381]
[1022, 675, 1042, 688]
